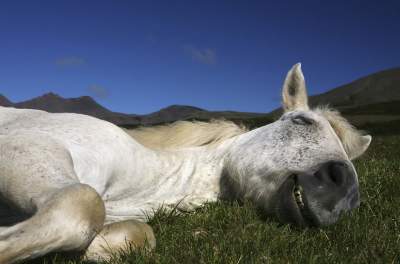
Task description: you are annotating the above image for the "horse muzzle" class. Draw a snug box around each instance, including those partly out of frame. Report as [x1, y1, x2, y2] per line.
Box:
[276, 160, 360, 227]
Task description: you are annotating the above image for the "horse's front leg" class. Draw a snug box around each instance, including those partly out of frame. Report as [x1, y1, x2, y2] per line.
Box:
[84, 219, 156, 261]
[0, 184, 105, 263]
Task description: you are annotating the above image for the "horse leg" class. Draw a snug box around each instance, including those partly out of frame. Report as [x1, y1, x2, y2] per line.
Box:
[0, 184, 105, 263]
[84, 219, 156, 261]
[0, 134, 105, 263]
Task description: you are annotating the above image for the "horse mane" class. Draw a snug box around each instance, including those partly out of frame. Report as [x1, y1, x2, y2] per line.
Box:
[124, 107, 363, 154]
[124, 120, 248, 150]
[314, 106, 365, 157]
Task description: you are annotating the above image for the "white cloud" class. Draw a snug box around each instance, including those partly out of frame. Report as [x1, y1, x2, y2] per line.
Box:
[87, 84, 109, 99]
[56, 56, 86, 66]
[183, 45, 217, 65]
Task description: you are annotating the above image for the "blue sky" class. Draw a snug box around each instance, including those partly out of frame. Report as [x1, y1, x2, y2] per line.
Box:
[0, 0, 399, 114]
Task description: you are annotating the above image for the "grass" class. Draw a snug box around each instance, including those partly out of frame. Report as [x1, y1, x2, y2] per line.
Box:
[30, 133, 400, 264]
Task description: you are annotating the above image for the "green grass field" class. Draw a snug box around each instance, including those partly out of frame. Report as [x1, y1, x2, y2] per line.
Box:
[31, 132, 400, 264]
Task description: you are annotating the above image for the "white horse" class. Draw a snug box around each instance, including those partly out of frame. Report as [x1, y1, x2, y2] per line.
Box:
[0, 64, 371, 263]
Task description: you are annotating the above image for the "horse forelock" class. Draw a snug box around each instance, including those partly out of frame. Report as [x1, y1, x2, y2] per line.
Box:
[313, 106, 364, 157]
[124, 120, 248, 150]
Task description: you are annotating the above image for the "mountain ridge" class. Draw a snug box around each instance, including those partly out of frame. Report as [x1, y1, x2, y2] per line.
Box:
[1, 66, 399, 127]
[309, 67, 400, 108]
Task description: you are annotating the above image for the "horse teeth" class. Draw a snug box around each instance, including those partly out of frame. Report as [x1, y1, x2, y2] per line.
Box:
[293, 186, 304, 208]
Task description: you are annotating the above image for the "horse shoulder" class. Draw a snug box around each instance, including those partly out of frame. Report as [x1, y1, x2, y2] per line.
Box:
[46, 114, 146, 193]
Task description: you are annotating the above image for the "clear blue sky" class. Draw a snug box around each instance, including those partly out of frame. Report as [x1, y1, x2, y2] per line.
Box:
[1, 0, 399, 114]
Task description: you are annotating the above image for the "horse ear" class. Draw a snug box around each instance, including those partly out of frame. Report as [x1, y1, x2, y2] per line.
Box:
[282, 63, 309, 112]
[346, 135, 372, 160]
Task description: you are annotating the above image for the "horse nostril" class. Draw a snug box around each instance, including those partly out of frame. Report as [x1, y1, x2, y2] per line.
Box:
[315, 161, 349, 186]
[328, 162, 346, 186]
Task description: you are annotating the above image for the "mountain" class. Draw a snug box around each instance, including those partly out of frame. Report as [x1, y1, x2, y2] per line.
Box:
[309, 67, 400, 109]
[140, 105, 205, 125]
[1, 93, 141, 126]
[0, 95, 12, 107]
[266, 67, 400, 121]
[306, 67, 400, 127]
[0, 66, 399, 128]
[0, 93, 265, 127]
[139, 105, 266, 126]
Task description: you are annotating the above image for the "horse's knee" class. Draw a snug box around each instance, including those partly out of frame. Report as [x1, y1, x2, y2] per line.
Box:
[116, 220, 156, 249]
[43, 184, 106, 250]
[85, 220, 156, 261]
[0, 184, 106, 263]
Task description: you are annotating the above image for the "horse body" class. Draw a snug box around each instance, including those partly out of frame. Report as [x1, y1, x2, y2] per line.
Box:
[0, 64, 372, 263]
[0, 107, 224, 223]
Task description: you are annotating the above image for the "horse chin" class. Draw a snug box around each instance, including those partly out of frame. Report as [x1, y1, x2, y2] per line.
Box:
[275, 175, 319, 227]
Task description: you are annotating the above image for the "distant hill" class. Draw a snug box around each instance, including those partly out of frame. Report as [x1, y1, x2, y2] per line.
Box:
[2, 93, 141, 126]
[140, 105, 206, 125]
[0, 93, 266, 127]
[0, 95, 12, 107]
[140, 105, 267, 126]
[0, 66, 399, 128]
[308, 67, 400, 128]
[309, 67, 400, 109]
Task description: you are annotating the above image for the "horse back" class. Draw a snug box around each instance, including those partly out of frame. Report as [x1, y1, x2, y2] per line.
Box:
[0, 107, 145, 199]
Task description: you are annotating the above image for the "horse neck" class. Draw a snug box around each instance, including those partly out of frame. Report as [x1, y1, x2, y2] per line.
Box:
[104, 125, 268, 223]
[147, 145, 229, 202]
[105, 140, 233, 222]
[144, 124, 266, 188]
[138, 125, 264, 202]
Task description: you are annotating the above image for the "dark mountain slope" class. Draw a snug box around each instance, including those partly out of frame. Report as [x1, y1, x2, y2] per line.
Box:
[309, 67, 400, 108]
[0, 94, 13, 107]
[0, 67, 399, 127]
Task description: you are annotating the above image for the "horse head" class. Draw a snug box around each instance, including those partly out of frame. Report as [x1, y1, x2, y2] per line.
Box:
[223, 63, 371, 227]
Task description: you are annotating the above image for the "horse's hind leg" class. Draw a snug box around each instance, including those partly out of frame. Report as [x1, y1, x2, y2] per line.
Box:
[85, 220, 156, 261]
[0, 134, 105, 263]
[0, 183, 105, 263]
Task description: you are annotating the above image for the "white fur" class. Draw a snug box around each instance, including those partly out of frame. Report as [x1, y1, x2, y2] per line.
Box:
[0, 63, 371, 263]
[123, 120, 247, 150]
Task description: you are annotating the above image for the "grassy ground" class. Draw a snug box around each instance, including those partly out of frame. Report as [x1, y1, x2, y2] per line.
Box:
[30, 134, 400, 264]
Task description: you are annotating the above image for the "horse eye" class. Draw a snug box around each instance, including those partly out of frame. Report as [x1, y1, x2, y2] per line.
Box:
[292, 115, 314, 125]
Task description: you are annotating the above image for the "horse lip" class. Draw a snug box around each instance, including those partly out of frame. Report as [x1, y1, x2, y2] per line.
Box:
[276, 174, 319, 227]
[292, 175, 320, 227]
